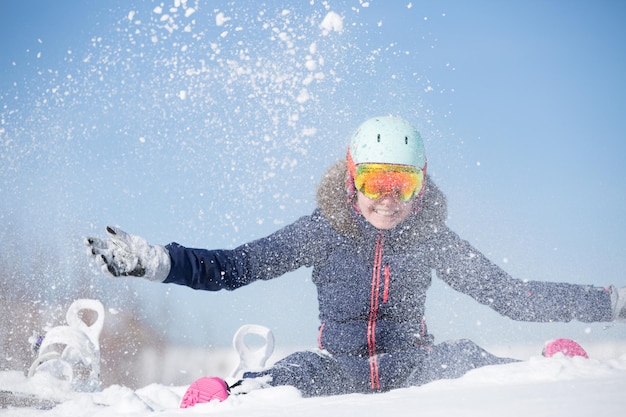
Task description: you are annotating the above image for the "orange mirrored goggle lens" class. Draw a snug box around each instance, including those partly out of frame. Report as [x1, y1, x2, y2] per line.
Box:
[354, 164, 424, 202]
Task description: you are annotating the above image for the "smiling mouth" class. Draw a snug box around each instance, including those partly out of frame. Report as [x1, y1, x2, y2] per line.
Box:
[373, 208, 398, 217]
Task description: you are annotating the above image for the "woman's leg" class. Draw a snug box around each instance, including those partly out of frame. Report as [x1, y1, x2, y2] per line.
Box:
[406, 339, 518, 386]
[243, 350, 352, 397]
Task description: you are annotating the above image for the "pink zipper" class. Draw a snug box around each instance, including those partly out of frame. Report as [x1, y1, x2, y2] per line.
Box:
[382, 265, 390, 303]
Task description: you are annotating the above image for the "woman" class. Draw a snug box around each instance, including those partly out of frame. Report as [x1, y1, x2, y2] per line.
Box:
[86, 116, 626, 406]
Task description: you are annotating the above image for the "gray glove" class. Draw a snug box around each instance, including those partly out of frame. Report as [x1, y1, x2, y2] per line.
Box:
[85, 226, 170, 282]
[610, 285, 626, 321]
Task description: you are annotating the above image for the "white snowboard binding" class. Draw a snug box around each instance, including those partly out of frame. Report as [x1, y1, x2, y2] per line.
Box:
[230, 324, 275, 379]
[28, 299, 105, 392]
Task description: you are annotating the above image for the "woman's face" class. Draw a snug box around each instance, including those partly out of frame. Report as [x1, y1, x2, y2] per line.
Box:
[355, 190, 414, 230]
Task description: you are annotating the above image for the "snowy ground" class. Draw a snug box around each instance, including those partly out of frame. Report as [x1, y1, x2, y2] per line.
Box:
[1, 342, 626, 417]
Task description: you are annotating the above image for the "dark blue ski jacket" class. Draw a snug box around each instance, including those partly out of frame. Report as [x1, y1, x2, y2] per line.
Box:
[163, 161, 613, 373]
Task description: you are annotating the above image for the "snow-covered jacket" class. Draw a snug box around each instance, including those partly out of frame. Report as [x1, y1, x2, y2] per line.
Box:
[164, 161, 613, 356]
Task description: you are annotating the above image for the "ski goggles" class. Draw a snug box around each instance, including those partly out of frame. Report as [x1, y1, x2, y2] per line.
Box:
[353, 164, 425, 202]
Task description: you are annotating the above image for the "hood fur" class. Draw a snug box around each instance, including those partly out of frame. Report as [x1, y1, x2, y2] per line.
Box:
[316, 161, 448, 242]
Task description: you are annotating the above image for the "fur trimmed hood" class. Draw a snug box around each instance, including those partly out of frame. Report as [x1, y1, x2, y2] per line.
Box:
[315, 160, 448, 242]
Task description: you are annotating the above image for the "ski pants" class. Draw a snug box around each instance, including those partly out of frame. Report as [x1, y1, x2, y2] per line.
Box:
[244, 339, 517, 397]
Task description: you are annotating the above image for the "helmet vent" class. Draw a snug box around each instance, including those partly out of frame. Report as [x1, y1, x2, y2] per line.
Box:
[405, 136, 408, 144]
[377, 134, 381, 142]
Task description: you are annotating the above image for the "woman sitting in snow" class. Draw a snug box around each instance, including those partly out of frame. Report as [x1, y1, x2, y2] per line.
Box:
[86, 116, 626, 406]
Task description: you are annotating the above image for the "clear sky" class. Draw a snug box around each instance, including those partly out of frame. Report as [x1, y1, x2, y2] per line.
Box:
[1, 0, 625, 350]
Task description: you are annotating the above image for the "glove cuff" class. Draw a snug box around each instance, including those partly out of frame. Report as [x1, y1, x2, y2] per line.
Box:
[145, 244, 171, 283]
[610, 285, 626, 321]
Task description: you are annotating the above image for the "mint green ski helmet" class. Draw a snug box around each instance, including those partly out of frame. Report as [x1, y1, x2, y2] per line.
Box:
[347, 116, 426, 171]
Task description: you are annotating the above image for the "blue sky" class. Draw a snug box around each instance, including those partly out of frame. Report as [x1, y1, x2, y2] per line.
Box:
[1, 1, 625, 350]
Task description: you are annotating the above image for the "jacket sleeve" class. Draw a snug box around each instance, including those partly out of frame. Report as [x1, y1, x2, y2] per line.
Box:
[428, 226, 614, 323]
[163, 210, 332, 291]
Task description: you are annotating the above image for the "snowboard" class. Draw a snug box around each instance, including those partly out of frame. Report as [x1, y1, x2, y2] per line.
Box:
[1, 318, 275, 411]
[0, 390, 58, 410]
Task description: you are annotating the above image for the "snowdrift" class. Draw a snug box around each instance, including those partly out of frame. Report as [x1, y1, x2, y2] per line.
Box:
[1, 342, 625, 417]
